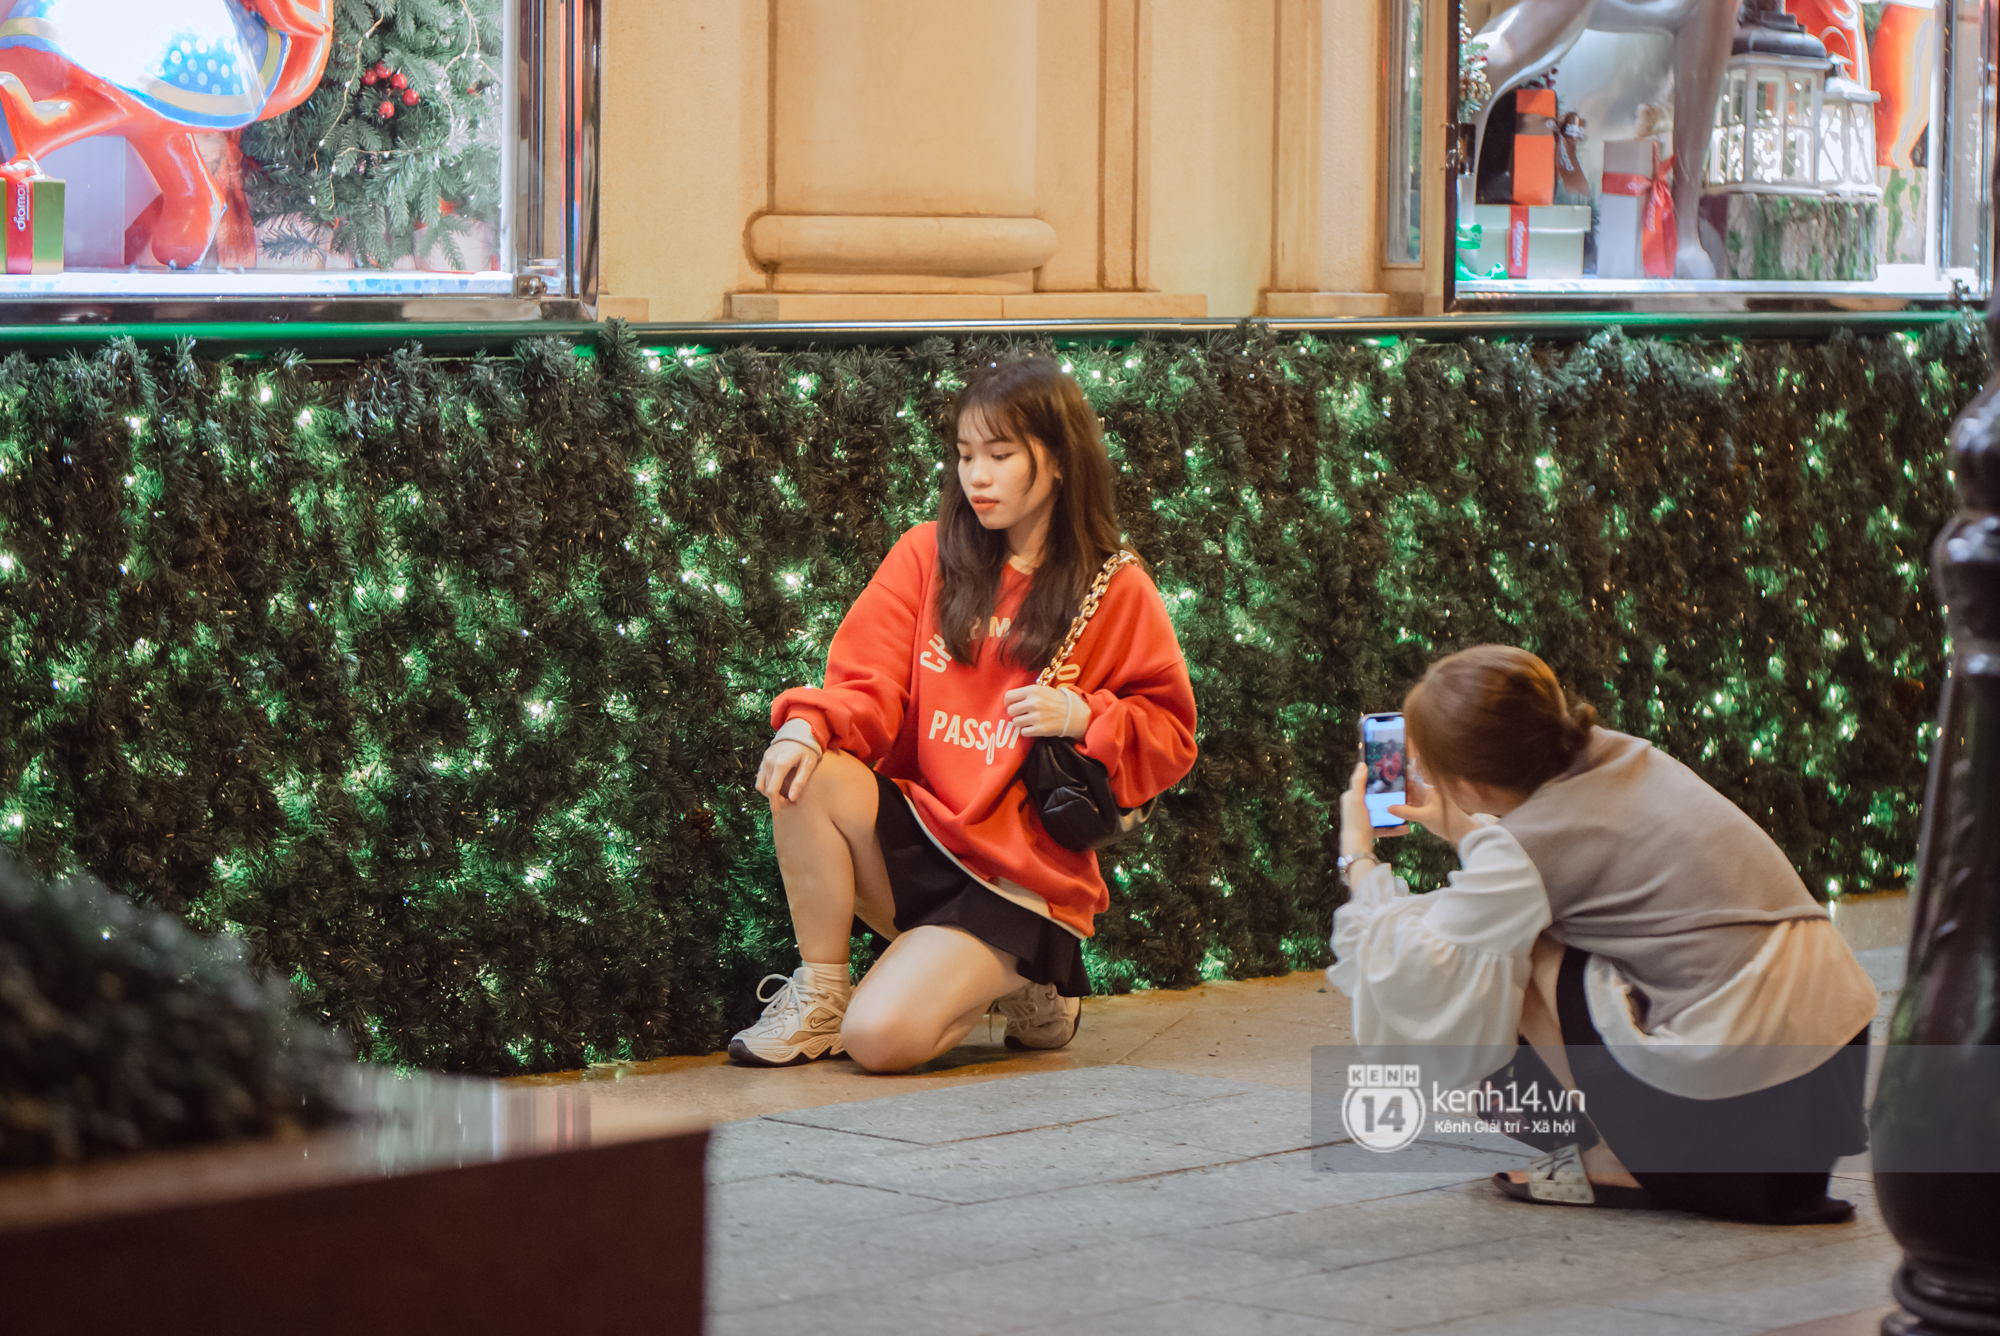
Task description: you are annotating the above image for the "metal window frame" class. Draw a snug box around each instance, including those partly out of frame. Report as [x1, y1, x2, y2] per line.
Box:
[1383, 0, 1429, 270]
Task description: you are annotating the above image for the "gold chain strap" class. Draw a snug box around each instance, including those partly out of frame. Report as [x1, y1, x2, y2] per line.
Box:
[1036, 551, 1137, 687]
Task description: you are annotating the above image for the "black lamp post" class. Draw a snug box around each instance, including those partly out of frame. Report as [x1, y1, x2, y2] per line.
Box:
[1872, 316, 2000, 1332]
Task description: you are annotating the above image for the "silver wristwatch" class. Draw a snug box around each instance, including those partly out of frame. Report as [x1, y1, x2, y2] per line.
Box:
[1336, 852, 1373, 887]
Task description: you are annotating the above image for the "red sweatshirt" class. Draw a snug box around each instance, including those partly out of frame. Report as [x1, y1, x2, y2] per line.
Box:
[771, 523, 1197, 937]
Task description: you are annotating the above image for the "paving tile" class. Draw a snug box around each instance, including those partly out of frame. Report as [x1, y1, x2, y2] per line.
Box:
[1210, 1205, 1852, 1336]
[1402, 1299, 1758, 1335]
[685, 971, 1906, 1336]
[1212, 1233, 1596, 1330]
[1824, 1174, 1887, 1233]
[706, 1178, 1145, 1313]
[705, 1115, 916, 1185]
[1832, 894, 1910, 953]
[704, 1154, 1487, 1318]
[708, 1151, 1410, 1284]
[1108, 1149, 1492, 1220]
[803, 1122, 1243, 1204]
[1006, 1296, 1382, 1336]
[706, 1202, 966, 1313]
[708, 1171, 944, 1231]
[880, 1233, 1342, 1335]
[1465, 1186, 1878, 1281]
[1089, 1087, 1320, 1158]
[706, 1288, 960, 1336]
[766, 1063, 1269, 1144]
[1314, 1135, 1534, 1176]
[1753, 1306, 1899, 1336]
[1120, 1008, 1342, 1091]
[1184, 1182, 1569, 1267]
[1852, 946, 1906, 992]
[1596, 1236, 1906, 1329]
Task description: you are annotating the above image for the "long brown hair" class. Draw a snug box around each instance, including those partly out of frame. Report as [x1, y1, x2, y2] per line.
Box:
[1404, 645, 1597, 794]
[936, 358, 1124, 668]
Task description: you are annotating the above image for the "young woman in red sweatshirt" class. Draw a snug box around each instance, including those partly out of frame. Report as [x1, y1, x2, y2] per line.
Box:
[730, 358, 1198, 1072]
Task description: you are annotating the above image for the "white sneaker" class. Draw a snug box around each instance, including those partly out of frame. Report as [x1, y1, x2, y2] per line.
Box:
[727, 967, 848, 1067]
[991, 982, 1081, 1051]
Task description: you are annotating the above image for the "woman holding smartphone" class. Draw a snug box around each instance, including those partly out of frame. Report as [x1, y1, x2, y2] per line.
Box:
[1329, 645, 1879, 1223]
[731, 358, 1198, 1073]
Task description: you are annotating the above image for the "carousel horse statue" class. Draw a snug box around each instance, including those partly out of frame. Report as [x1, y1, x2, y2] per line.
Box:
[0, 0, 332, 268]
[1472, 0, 1738, 278]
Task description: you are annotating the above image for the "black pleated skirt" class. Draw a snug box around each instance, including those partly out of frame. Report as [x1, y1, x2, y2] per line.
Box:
[1486, 945, 1869, 1224]
[865, 770, 1090, 997]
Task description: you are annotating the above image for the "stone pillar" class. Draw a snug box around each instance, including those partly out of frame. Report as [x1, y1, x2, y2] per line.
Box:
[1259, 0, 1401, 317]
[731, 0, 1055, 317]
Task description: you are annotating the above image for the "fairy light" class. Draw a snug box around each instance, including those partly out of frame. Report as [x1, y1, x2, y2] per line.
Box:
[0, 323, 1976, 1062]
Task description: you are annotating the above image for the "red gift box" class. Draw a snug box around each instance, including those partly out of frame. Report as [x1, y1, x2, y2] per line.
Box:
[1511, 89, 1589, 207]
[1513, 88, 1557, 206]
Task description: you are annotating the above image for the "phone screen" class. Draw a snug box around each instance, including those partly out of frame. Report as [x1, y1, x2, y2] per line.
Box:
[1361, 714, 1407, 829]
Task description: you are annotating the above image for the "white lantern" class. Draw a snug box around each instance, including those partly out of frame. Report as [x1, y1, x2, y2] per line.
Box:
[1707, 4, 1830, 195]
[1817, 58, 1881, 198]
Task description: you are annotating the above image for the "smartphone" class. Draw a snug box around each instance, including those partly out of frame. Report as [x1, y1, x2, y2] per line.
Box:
[1359, 712, 1409, 831]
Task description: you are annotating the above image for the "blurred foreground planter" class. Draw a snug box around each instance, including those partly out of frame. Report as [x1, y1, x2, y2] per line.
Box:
[0, 1068, 707, 1336]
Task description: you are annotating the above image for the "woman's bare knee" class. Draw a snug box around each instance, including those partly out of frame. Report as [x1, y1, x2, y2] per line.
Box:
[839, 1011, 927, 1073]
[771, 750, 872, 827]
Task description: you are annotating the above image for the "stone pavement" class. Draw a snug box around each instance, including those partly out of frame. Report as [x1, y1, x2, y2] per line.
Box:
[703, 1063, 1896, 1336]
[526, 891, 1914, 1335]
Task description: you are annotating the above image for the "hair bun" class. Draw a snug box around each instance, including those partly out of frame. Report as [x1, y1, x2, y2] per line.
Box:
[1564, 698, 1598, 754]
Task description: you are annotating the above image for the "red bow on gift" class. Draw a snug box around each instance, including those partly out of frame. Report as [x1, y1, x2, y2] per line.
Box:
[1601, 153, 1678, 279]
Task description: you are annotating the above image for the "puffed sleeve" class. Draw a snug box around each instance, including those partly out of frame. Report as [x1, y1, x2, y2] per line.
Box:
[1326, 821, 1552, 1088]
[1070, 565, 1198, 807]
[769, 527, 927, 765]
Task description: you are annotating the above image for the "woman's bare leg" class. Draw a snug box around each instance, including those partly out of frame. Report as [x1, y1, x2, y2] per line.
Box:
[841, 925, 1028, 1072]
[1513, 933, 1641, 1188]
[769, 750, 898, 963]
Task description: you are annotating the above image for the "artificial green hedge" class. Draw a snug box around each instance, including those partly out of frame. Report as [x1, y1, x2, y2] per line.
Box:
[0, 321, 1980, 1073]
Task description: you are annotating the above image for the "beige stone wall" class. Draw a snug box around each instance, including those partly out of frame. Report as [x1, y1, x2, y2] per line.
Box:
[599, 0, 1404, 322]
[1032, 0, 1103, 293]
[1320, 0, 1383, 292]
[1145, 0, 1276, 317]
[601, 1, 768, 322]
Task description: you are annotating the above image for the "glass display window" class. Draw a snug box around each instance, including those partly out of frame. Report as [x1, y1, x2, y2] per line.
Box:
[0, 0, 597, 319]
[1441, 0, 1992, 306]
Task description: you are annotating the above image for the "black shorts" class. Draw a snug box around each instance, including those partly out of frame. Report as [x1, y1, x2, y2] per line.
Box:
[1485, 945, 1869, 1224]
[864, 771, 1090, 997]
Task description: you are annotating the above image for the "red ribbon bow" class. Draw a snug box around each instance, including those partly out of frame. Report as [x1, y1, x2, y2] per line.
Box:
[1601, 154, 1677, 279]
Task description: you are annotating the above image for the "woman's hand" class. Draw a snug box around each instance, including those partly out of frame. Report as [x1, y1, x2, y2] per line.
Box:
[757, 738, 820, 804]
[1004, 684, 1090, 739]
[1389, 768, 1479, 846]
[1340, 763, 1381, 860]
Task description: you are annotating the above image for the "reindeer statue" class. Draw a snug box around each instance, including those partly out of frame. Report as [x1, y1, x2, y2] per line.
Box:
[0, 0, 333, 269]
[1473, 0, 1740, 277]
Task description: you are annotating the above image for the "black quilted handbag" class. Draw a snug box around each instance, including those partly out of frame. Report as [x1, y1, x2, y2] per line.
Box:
[1019, 552, 1159, 852]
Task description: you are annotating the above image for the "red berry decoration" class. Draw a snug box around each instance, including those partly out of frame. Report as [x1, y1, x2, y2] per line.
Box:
[401, 87, 420, 106]
[378, 100, 395, 119]
[362, 71, 377, 85]
[390, 71, 407, 90]
[374, 61, 390, 76]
